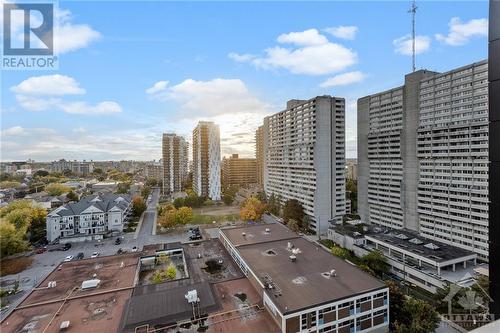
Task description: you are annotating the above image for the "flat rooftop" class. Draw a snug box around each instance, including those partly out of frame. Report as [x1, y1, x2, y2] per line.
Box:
[1, 254, 140, 333]
[237, 237, 386, 314]
[366, 230, 476, 263]
[221, 222, 298, 247]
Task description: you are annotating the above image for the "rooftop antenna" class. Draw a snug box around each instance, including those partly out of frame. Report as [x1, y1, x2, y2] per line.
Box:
[408, 0, 418, 72]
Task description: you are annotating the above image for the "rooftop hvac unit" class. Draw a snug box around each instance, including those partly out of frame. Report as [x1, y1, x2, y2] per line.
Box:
[287, 242, 294, 250]
[48, 281, 57, 288]
[289, 255, 297, 262]
[242, 232, 246, 237]
[185, 289, 199, 304]
[59, 321, 70, 331]
[81, 279, 101, 290]
[330, 269, 337, 277]
[265, 228, 270, 233]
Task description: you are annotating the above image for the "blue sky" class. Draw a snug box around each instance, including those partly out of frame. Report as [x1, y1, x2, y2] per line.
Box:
[0, 0, 489, 161]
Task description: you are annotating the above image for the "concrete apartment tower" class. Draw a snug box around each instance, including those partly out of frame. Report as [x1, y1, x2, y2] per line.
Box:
[263, 96, 346, 235]
[162, 133, 188, 195]
[222, 154, 257, 189]
[192, 121, 221, 200]
[255, 125, 264, 187]
[489, 0, 500, 316]
[358, 60, 489, 259]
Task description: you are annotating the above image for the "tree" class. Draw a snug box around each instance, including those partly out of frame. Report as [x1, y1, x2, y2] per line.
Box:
[26, 207, 47, 244]
[283, 199, 304, 225]
[45, 183, 71, 196]
[266, 193, 281, 216]
[287, 219, 300, 232]
[158, 208, 177, 228]
[146, 178, 158, 187]
[0, 181, 21, 189]
[394, 298, 440, 333]
[387, 281, 407, 331]
[132, 196, 147, 217]
[33, 170, 49, 178]
[166, 264, 177, 280]
[222, 193, 235, 205]
[66, 191, 78, 202]
[240, 196, 266, 221]
[0, 220, 29, 257]
[116, 182, 131, 194]
[141, 186, 151, 199]
[361, 251, 389, 278]
[177, 207, 194, 225]
[331, 245, 351, 259]
[62, 169, 73, 177]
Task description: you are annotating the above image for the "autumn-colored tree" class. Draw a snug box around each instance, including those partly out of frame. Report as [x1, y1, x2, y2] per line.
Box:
[132, 196, 147, 217]
[158, 208, 177, 228]
[240, 196, 266, 221]
[0, 220, 29, 256]
[45, 183, 71, 196]
[177, 206, 194, 225]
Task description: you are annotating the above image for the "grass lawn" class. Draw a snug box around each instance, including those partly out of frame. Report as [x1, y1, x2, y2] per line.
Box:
[0, 256, 34, 277]
[192, 213, 239, 224]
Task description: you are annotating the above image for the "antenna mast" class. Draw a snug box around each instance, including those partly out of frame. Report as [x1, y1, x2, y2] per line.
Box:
[409, 0, 418, 72]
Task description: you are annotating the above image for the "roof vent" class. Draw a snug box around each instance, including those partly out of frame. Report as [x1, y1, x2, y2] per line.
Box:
[265, 228, 270, 233]
[48, 281, 57, 288]
[287, 242, 294, 250]
[289, 255, 297, 262]
[330, 269, 337, 277]
[242, 232, 246, 237]
[424, 243, 440, 250]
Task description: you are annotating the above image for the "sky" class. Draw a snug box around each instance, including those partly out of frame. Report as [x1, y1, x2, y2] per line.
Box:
[0, 0, 489, 162]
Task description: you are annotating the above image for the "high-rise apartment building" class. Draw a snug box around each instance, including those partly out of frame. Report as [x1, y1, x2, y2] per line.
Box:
[222, 154, 257, 189]
[489, 0, 499, 316]
[263, 96, 346, 234]
[346, 160, 358, 180]
[162, 133, 188, 194]
[358, 60, 489, 259]
[255, 125, 264, 187]
[192, 122, 221, 200]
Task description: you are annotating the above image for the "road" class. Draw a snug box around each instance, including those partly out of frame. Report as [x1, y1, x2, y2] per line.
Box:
[0, 187, 186, 321]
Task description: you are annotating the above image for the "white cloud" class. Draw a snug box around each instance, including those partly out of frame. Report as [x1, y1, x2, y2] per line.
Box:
[435, 17, 488, 46]
[277, 29, 328, 46]
[73, 127, 86, 134]
[1, 126, 25, 136]
[393, 34, 431, 55]
[11, 74, 86, 96]
[11, 75, 122, 115]
[324, 26, 358, 40]
[58, 101, 122, 115]
[228, 52, 257, 62]
[319, 71, 366, 88]
[146, 81, 169, 95]
[229, 29, 358, 76]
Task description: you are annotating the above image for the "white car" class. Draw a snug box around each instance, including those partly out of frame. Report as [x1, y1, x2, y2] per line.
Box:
[131, 246, 138, 252]
[63, 255, 73, 262]
[91, 252, 100, 258]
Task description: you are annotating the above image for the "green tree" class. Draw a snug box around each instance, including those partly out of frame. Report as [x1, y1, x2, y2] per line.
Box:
[45, 183, 71, 196]
[116, 182, 131, 194]
[387, 281, 407, 331]
[331, 245, 351, 259]
[62, 169, 73, 177]
[283, 199, 304, 225]
[266, 193, 281, 216]
[132, 196, 147, 217]
[33, 170, 49, 178]
[146, 178, 158, 187]
[0, 181, 21, 189]
[222, 193, 235, 205]
[141, 186, 151, 199]
[394, 298, 440, 333]
[166, 264, 177, 280]
[66, 191, 78, 202]
[287, 219, 300, 232]
[361, 251, 389, 278]
[0, 220, 29, 256]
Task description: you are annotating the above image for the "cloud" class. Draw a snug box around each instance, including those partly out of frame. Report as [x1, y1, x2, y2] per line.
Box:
[276, 29, 328, 46]
[1, 126, 25, 136]
[73, 127, 86, 134]
[11, 75, 122, 115]
[435, 17, 488, 46]
[324, 26, 358, 40]
[229, 29, 357, 75]
[319, 71, 366, 88]
[146, 81, 169, 95]
[393, 34, 431, 55]
[11, 75, 86, 96]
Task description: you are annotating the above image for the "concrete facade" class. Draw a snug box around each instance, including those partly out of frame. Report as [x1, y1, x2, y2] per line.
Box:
[162, 133, 188, 194]
[192, 121, 221, 200]
[358, 62, 489, 260]
[263, 96, 346, 235]
[256, 125, 265, 187]
[222, 154, 257, 188]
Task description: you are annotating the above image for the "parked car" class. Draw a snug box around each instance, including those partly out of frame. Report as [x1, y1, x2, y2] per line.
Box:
[91, 252, 100, 258]
[36, 247, 47, 254]
[76, 252, 84, 260]
[62, 243, 72, 251]
[117, 248, 127, 254]
[131, 246, 138, 252]
[115, 238, 121, 245]
[63, 255, 74, 262]
[189, 234, 202, 241]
